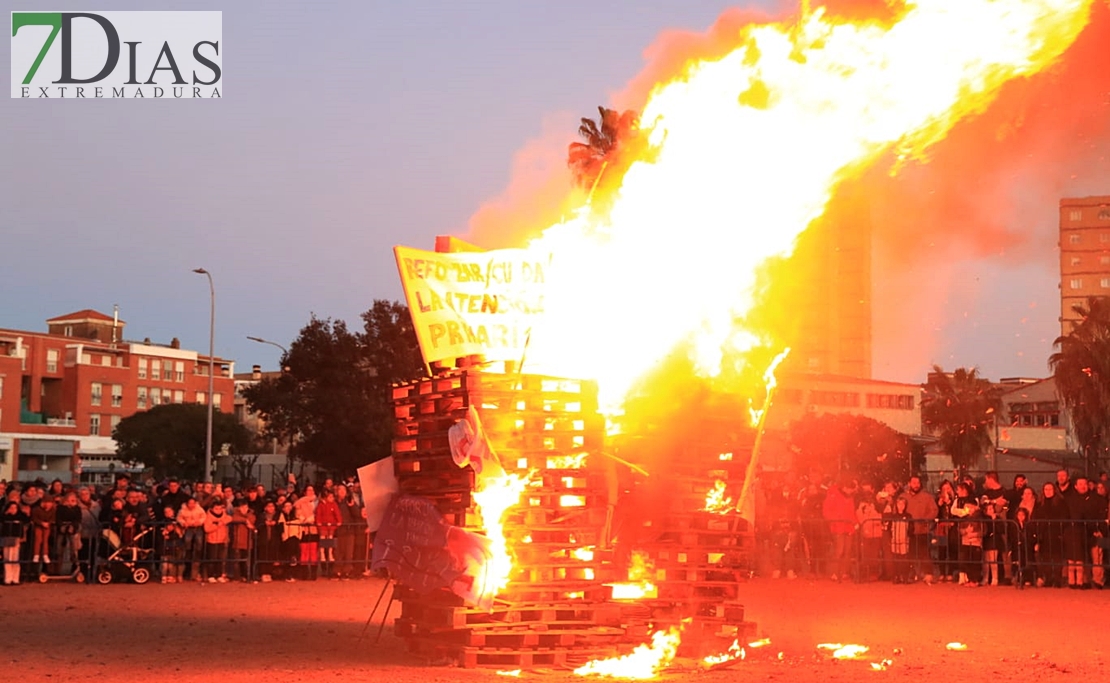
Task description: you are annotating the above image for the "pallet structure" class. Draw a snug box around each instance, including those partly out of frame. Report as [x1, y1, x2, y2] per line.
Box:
[612, 397, 761, 656]
[390, 369, 630, 668]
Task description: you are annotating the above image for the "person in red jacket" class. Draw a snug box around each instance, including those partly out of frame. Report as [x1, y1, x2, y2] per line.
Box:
[315, 490, 342, 579]
[823, 479, 858, 582]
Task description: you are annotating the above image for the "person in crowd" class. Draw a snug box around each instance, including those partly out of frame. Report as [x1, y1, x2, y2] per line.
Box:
[902, 475, 938, 584]
[1012, 507, 1036, 586]
[951, 482, 983, 586]
[315, 489, 341, 579]
[886, 496, 912, 583]
[255, 500, 282, 582]
[822, 478, 857, 582]
[336, 484, 363, 579]
[279, 499, 302, 582]
[229, 499, 256, 582]
[857, 491, 884, 582]
[799, 483, 828, 578]
[1005, 474, 1030, 518]
[2, 500, 31, 585]
[31, 495, 56, 566]
[935, 481, 959, 582]
[161, 506, 185, 583]
[157, 479, 189, 521]
[295, 486, 319, 581]
[981, 500, 1005, 586]
[177, 497, 207, 581]
[53, 491, 82, 575]
[203, 499, 231, 583]
[1062, 476, 1091, 589]
[1034, 482, 1068, 587]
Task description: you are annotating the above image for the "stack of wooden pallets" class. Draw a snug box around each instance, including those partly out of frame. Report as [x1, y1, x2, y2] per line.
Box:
[389, 369, 631, 669]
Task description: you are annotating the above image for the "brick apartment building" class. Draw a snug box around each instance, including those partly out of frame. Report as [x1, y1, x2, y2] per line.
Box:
[0, 309, 235, 484]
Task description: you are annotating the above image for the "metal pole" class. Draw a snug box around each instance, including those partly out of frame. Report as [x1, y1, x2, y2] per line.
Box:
[194, 268, 215, 483]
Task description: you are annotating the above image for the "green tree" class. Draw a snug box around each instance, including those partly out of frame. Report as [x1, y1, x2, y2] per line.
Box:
[922, 366, 1002, 473]
[568, 106, 639, 189]
[1049, 296, 1110, 472]
[241, 300, 425, 475]
[788, 412, 921, 485]
[112, 403, 251, 481]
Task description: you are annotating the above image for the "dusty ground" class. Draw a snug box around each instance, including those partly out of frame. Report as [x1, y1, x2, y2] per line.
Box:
[1, 577, 1106, 682]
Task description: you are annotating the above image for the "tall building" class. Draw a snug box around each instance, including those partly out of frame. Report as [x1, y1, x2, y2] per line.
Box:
[1059, 195, 1110, 336]
[774, 185, 872, 378]
[0, 309, 235, 484]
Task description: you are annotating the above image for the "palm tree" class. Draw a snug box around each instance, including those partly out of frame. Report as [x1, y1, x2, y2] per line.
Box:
[567, 106, 639, 189]
[922, 366, 1002, 474]
[1049, 296, 1110, 474]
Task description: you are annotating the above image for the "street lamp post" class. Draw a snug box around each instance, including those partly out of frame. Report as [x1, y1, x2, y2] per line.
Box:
[193, 268, 215, 483]
[246, 335, 288, 356]
[246, 335, 292, 480]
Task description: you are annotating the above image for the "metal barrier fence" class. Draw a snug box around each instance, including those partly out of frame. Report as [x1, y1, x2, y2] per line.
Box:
[757, 517, 1110, 590]
[1, 520, 374, 585]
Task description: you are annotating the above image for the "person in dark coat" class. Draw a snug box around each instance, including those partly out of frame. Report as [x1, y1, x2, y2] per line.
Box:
[1034, 482, 1068, 588]
[255, 501, 282, 582]
[2, 501, 31, 585]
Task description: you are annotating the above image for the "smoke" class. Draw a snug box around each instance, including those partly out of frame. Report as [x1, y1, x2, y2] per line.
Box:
[466, 112, 588, 249]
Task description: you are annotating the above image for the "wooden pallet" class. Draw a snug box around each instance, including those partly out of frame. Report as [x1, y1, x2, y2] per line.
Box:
[406, 639, 620, 669]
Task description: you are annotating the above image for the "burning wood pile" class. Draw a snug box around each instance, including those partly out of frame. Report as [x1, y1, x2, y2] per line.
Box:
[384, 368, 761, 671]
[389, 369, 632, 669]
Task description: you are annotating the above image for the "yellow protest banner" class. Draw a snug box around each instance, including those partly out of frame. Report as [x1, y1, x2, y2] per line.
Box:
[394, 245, 550, 365]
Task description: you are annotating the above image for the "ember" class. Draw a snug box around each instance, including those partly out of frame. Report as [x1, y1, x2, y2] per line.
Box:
[702, 480, 733, 514]
[818, 643, 870, 659]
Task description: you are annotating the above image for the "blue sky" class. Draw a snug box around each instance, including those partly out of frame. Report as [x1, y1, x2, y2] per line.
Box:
[1, 0, 1104, 383]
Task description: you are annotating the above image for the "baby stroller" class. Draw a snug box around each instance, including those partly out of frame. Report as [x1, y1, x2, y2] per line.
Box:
[96, 527, 154, 584]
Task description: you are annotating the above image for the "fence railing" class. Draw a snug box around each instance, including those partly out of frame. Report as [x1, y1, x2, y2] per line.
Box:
[0, 520, 374, 585]
[757, 516, 1110, 589]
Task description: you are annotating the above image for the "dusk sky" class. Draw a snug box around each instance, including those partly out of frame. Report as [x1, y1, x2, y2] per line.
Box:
[2, 0, 1107, 384]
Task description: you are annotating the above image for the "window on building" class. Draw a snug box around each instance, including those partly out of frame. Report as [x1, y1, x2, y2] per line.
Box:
[196, 391, 206, 404]
[163, 360, 173, 380]
[63, 325, 73, 337]
[1102, 278, 1110, 289]
[213, 393, 222, 409]
[1100, 209, 1110, 220]
[174, 361, 185, 382]
[46, 349, 59, 373]
[151, 361, 161, 380]
[151, 387, 161, 405]
[1070, 234, 1081, 244]
[1070, 209, 1083, 221]
[0, 376, 4, 399]
[173, 390, 184, 404]
[111, 384, 123, 407]
[1010, 401, 1061, 428]
[811, 390, 860, 407]
[91, 382, 102, 406]
[161, 389, 171, 405]
[89, 414, 100, 436]
[1071, 256, 1082, 266]
[101, 355, 111, 367]
[1071, 278, 1083, 289]
[110, 414, 121, 432]
[865, 393, 915, 410]
[137, 358, 147, 379]
[137, 386, 147, 409]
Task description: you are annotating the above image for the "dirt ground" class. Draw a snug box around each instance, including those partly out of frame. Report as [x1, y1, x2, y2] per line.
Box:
[1, 577, 1107, 682]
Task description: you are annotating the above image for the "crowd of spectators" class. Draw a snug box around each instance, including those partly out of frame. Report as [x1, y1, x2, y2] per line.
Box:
[756, 468, 1110, 589]
[0, 473, 371, 586]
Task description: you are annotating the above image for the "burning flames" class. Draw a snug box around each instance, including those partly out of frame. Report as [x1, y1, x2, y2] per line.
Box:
[574, 626, 682, 679]
[471, 473, 532, 599]
[818, 643, 870, 660]
[702, 480, 733, 514]
[702, 639, 746, 667]
[608, 550, 658, 600]
[488, 0, 1095, 414]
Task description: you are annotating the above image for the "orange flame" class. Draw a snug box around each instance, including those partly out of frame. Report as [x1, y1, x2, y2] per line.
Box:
[479, 0, 1093, 414]
[818, 643, 870, 659]
[702, 480, 734, 514]
[471, 473, 531, 600]
[608, 550, 658, 600]
[574, 626, 683, 679]
[748, 347, 791, 426]
[702, 639, 746, 667]
[946, 642, 968, 651]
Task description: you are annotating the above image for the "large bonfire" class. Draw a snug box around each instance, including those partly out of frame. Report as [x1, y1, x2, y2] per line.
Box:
[458, 0, 1100, 677]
